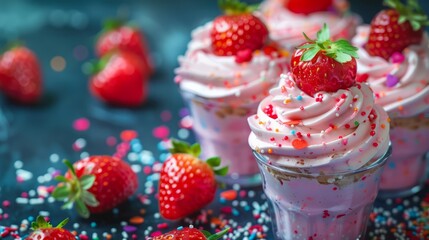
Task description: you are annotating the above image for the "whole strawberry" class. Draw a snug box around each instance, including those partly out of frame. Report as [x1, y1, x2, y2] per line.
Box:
[0, 45, 42, 104]
[52, 156, 138, 218]
[158, 139, 228, 220]
[365, 0, 429, 60]
[211, 0, 268, 57]
[25, 216, 75, 240]
[285, 0, 333, 15]
[88, 50, 147, 107]
[95, 19, 153, 75]
[291, 23, 358, 96]
[149, 226, 229, 240]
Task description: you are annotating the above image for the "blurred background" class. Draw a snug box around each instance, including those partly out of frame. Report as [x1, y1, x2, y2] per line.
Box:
[0, 0, 428, 108]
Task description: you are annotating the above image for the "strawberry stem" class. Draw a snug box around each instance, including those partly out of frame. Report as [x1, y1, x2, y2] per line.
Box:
[103, 18, 124, 31]
[384, 0, 429, 31]
[218, 0, 258, 15]
[169, 139, 229, 176]
[30, 216, 69, 230]
[52, 159, 99, 219]
[298, 23, 358, 63]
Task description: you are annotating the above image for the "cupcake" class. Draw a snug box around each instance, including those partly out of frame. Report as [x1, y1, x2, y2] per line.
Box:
[248, 24, 391, 240]
[352, 0, 429, 197]
[175, 0, 288, 186]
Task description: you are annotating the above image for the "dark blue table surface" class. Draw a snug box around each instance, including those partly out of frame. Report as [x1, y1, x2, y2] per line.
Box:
[0, 0, 429, 239]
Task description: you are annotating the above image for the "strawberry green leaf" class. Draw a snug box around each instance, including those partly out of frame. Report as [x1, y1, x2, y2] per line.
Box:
[219, 0, 259, 15]
[317, 24, 330, 42]
[333, 52, 352, 63]
[76, 199, 90, 218]
[52, 185, 70, 200]
[31, 216, 52, 230]
[55, 175, 69, 183]
[214, 166, 229, 176]
[206, 157, 222, 167]
[299, 23, 358, 63]
[190, 143, 201, 157]
[80, 175, 96, 190]
[297, 43, 316, 49]
[302, 32, 314, 42]
[63, 159, 77, 178]
[207, 228, 230, 240]
[55, 218, 69, 229]
[61, 201, 74, 210]
[82, 191, 99, 207]
[170, 139, 191, 153]
[385, 0, 429, 31]
[301, 47, 320, 61]
[201, 230, 212, 237]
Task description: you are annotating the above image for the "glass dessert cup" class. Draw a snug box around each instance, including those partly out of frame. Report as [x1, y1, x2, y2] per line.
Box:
[182, 91, 261, 187]
[254, 147, 391, 240]
[378, 114, 429, 198]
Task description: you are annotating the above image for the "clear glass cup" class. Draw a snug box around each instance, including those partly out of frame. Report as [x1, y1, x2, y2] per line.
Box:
[182, 91, 261, 186]
[254, 147, 391, 240]
[378, 113, 429, 198]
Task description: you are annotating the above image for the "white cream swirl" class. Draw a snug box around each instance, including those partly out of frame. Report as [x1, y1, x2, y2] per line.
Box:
[175, 21, 288, 105]
[353, 25, 429, 118]
[248, 73, 390, 173]
[259, 0, 360, 51]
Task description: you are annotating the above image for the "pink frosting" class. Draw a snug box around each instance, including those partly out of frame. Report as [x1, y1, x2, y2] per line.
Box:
[175, 22, 288, 105]
[353, 25, 429, 118]
[259, 0, 361, 51]
[248, 73, 390, 173]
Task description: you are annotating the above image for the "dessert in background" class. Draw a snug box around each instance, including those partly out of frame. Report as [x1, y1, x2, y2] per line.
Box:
[175, 0, 288, 186]
[0, 45, 42, 104]
[259, 0, 360, 52]
[352, 0, 429, 197]
[158, 139, 227, 220]
[248, 24, 390, 239]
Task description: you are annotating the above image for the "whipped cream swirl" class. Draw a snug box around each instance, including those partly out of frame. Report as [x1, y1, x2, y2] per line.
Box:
[175, 22, 287, 105]
[259, 0, 360, 51]
[353, 26, 429, 118]
[248, 73, 390, 173]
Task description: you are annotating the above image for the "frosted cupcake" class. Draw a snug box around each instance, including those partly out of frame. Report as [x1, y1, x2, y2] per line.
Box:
[352, 0, 429, 198]
[259, 0, 361, 52]
[175, 0, 288, 186]
[248, 24, 390, 240]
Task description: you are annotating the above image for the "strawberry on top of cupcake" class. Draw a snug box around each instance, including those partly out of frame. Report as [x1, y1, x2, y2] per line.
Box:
[248, 24, 390, 173]
[259, 0, 361, 52]
[352, 0, 429, 118]
[175, 0, 288, 106]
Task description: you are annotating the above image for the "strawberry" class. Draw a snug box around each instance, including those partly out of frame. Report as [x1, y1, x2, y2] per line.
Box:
[88, 50, 148, 107]
[285, 0, 333, 15]
[0, 45, 42, 104]
[25, 216, 75, 240]
[365, 0, 429, 60]
[150, 226, 229, 240]
[158, 139, 228, 220]
[96, 19, 153, 75]
[291, 24, 358, 97]
[211, 0, 268, 57]
[52, 156, 138, 218]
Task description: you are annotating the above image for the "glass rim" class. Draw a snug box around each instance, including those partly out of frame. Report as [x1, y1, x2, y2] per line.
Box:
[253, 144, 392, 177]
